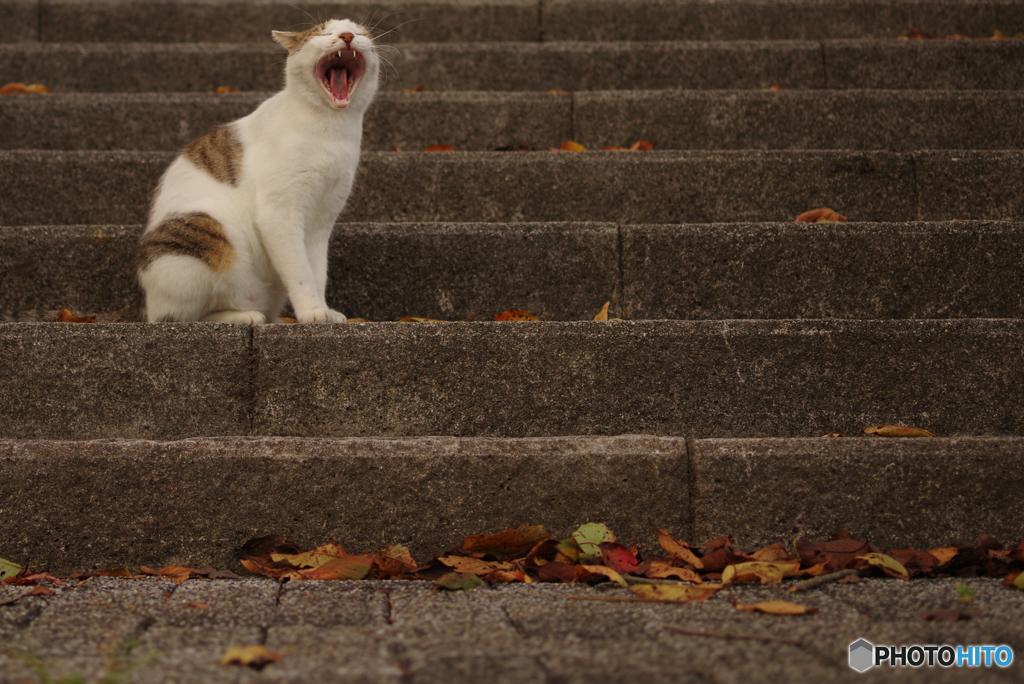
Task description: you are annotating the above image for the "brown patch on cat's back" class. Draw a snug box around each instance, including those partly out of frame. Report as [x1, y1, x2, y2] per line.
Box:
[185, 125, 243, 186]
[136, 212, 236, 274]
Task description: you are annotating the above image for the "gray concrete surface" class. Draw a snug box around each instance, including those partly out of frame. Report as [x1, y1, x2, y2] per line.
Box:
[1, 577, 1023, 683]
[543, 0, 1024, 42]
[7, 220, 1024, 321]
[3, 319, 1023, 440]
[7, 90, 1024, 153]
[692, 437, 1024, 551]
[0, 435, 689, 573]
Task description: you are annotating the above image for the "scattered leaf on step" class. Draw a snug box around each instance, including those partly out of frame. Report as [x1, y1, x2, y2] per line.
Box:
[629, 140, 655, 151]
[768, 85, 786, 91]
[575, 564, 629, 587]
[645, 562, 702, 583]
[26, 586, 55, 597]
[594, 301, 610, 321]
[0, 557, 22, 582]
[425, 144, 455, 152]
[547, 89, 570, 94]
[735, 600, 817, 615]
[599, 542, 640, 574]
[278, 317, 297, 323]
[702, 535, 734, 551]
[1005, 572, 1024, 590]
[560, 141, 587, 152]
[221, 645, 285, 670]
[722, 561, 800, 586]
[461, 524, 552, 558]
[400, 317, 450, 322]
[402, 85, 425, 92]
[0, 82, 51, 94]
[437, 556, 513, 576]
[347, 317, 370, 323]
[185, 602, 210, 610]
[822, 432, 845, 438]
[96, 568, 133, 578]
[628, 584, 720, 603]
[921, 609, 976, 622]
[795, 208, 847, 223]
[852, 552, 910, 580]
[373, 544, 418, 578]
[573, 523, 617, 563]
[862, 425, 936, 438]
[55, 309, 97, 323]
[493, 310, 539, 321]
[433, 572, 482, 592]
[655, 528, 704, 569]
[90, 230, 112, 246]
[215, 86, 240, 94]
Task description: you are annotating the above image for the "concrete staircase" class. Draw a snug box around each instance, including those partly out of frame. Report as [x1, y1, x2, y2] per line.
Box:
[2, 0, 1024, 574]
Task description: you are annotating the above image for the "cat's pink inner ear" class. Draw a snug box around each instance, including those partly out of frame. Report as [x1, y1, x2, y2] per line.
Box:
[272, 31, 302, 53]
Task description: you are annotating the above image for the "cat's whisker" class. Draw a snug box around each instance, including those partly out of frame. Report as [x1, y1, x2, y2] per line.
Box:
[367, 17, 422, 43]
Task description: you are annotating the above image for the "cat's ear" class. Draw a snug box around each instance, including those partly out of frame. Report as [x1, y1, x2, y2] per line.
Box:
[272, 31, 305, 54]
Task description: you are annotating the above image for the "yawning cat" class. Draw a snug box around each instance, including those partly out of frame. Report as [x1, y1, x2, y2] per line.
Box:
[136, 19, 380, 323]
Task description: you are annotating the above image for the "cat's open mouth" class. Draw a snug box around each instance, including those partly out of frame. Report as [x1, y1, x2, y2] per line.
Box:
[316, 48, 365, 108]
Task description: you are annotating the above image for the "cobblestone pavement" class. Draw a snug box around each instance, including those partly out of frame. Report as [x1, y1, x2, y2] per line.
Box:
[1, 577, 1022, 683]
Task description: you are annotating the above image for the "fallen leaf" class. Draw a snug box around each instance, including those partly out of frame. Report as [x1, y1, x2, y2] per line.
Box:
[185, 602, 210, 609]
[628, 584, 720, 603]
[402, 85, 425, 92]
[1005, 572, 1024, 590]
[433, 572, 482, 592]
[751, 543, 792, 563]
[655, 528, 704, 569]
[768, 85, 785, 91]
[55, 309, 97, 323]
[573, 523, 616, 562]
[537, 561, 577, 583]
[862, 425, 935, 438]
[795, 208, 848, 223]
[26, 586, 56, 597]
[399, 317, 450, 322]
[796, 531, 871, 572]
[221, 645, 285, 670]
[0, 82, 51, 94]
[554, 538, 583, 564]
[722, 561, 800, 586]
[493, 310, 539, 321]
[461, 524, 552, 558]
[575, 564, 628, 587]
[852, 552, 910, 580]
[594, 302, 610, 321]
[437, 556, 514, 576]
[921, 609, 976, 622]
[600, 146, 627, 151]
[95, 568, 133, 577]
[702, 535, 734, 551]
[373, 544, 418, 578]
[822, 432, 845, 438]
[735, 600, 817, 615]
[0, 557, 21, 582]
[215, 86, 240, 94]
[628, 140, 654, 151]
[547, 89, 570, 94]
[560, 141, 587, 152]
[425, 144, 455, 152]
[644, 562, 702, 583]
[347, 317, 370, 323]
[906, 27, 938, 40]
[599, 542, 640, 574]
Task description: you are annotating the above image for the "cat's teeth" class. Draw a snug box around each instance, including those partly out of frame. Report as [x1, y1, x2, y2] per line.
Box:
[337, 51, 342, 57]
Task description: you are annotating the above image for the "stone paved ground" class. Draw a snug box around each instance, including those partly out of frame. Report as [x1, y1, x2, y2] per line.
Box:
[2, 577, 1022, 683]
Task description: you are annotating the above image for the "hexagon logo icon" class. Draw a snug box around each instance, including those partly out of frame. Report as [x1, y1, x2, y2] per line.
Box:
[849, 639, 874, 672]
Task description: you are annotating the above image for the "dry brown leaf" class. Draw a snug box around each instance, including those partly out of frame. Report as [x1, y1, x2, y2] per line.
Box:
[600, 146, 626, 151]
[594, 301, 610, 321]
[55, 309, 97, 323]
[560, 141, 587, 152]
[399, 317, 450, 322]
[645, 562, 702, 583]
[768, 85, 785, 91]
[425, 144, 455, 152]
[628, 584, 720, 603]
[862, 425, 936, 438]
[574, 564, 628, 587]
[822, 432, 845, 438]
[655, 528, 704, 569]
[1, 82, 51, 94]
[750, 543, 792, 563]
[437, 556, 514, 576]
[735, 600, 817, 615]
[722, 561, 800, 586]
[347, 317, 370, 323]
[402, 85, 425, 92]
[927, 547, 958, 566]
[185, 602, 210, 610]
[629, 140, 654, 151]
[795, 208, 848, 223]
[221, 645, 285, 670]
[26, 586, 56, 597]
[215, 86, 240, 94]
[852, 553, 910, 580]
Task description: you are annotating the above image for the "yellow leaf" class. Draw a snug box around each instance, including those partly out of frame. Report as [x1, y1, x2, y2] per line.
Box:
[594, 301, 610, 321]
[221, 645, 285, 668]
[722, 561, 800, 586]
[855, 552, 910, 580]
[645, 562, 702, 583]
[862, 425, 936, 438]
[735, 600, 817, 615]
[438, 556, 514, 576]
[655, 528, 704, 569]
[560, 141, 587, 152]
[1006, 572, 1024, 590]
[928, 547, 958, 566]
[628, 584, 720, 603]
[575, 564, 628, 587]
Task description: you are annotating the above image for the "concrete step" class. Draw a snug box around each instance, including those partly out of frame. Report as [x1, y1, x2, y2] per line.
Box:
[4, 90, 1024, 153]
[1, 435, 1021, 572]
[4, 222, 1024, 322]
[3, 40, 1024, 93]
[2, 150, 1020, 226]
[1, 319, 1021, 440]
[4, 0, 1022, 44]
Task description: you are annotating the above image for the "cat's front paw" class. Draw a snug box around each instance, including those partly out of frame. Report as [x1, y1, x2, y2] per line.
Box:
[297, 307, 347, 324]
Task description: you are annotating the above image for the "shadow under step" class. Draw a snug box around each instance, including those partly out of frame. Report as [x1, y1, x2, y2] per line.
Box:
[2, 435, 1021, 574]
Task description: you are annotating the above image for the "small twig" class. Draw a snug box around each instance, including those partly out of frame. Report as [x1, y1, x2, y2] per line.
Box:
[662, 624, 802, 646]
[624, 576, 697, 587]
[788, 569, 860, 593]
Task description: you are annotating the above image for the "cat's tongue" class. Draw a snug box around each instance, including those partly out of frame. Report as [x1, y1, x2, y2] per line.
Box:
[329, 67, 349, 103]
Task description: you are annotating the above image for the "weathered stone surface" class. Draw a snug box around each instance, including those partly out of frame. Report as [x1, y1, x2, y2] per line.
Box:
[38, 0, 540, 43]
[0, 435, 688, 572]
[0, 0, 37, 42]
[0, 323, 251, 439]
[254, 320, 1024, 439]
[691, 437, 1024, 550]
[621, 221, 1024, 320]
[915, 151, 1024, 221]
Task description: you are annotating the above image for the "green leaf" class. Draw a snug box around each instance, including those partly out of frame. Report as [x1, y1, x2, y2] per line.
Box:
[0, 556, 22, 582]
[572, 523, 616, 563]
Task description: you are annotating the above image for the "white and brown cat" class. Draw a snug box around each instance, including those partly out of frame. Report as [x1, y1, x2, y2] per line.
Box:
[136, 19, 380, 323]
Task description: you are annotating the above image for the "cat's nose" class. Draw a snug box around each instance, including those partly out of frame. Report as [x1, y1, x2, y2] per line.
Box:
[340, 32, 354, 44]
